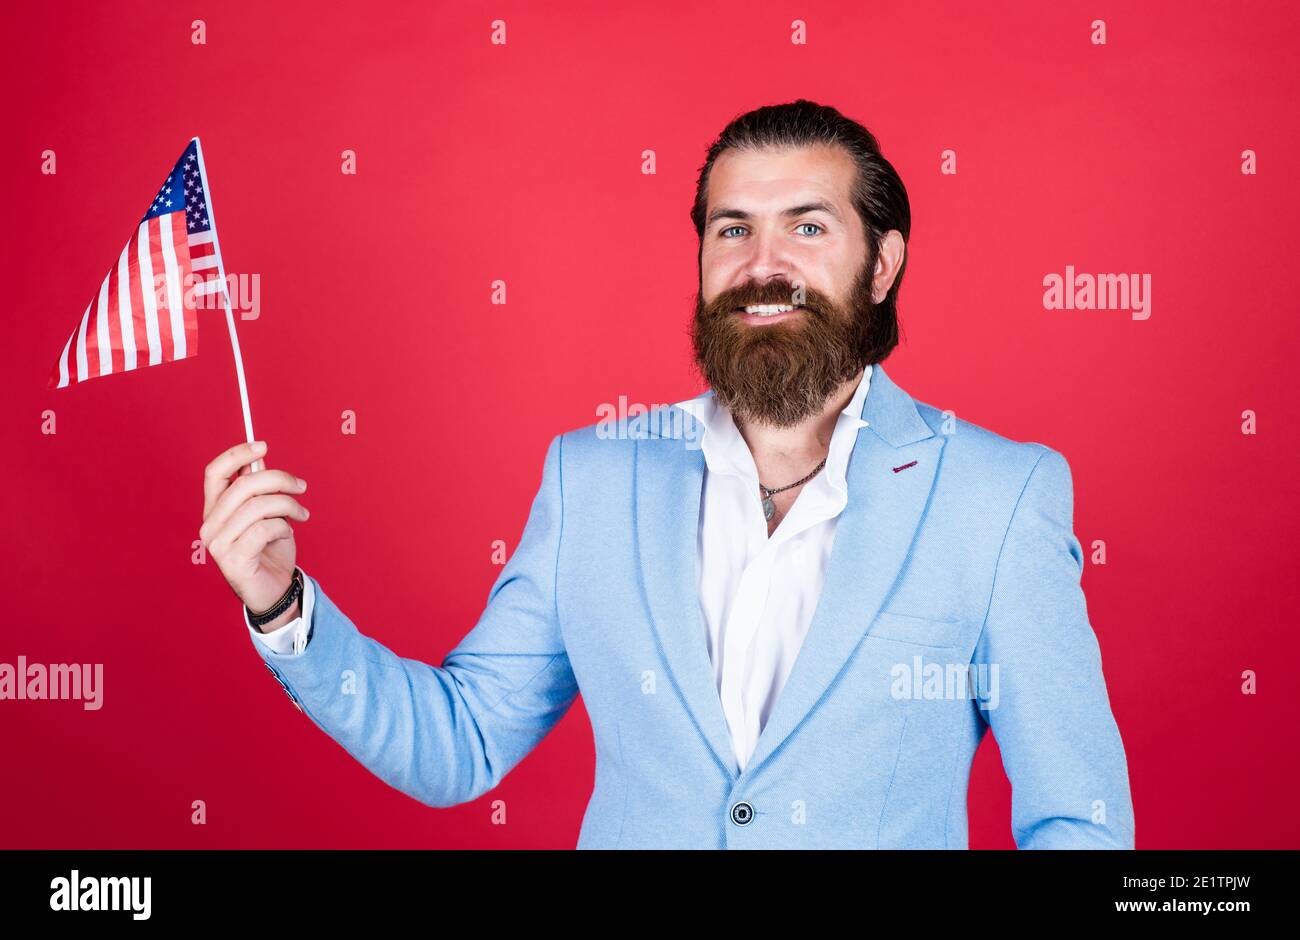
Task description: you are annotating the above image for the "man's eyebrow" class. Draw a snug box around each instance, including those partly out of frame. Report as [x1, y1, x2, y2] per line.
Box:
[705, 201, 844, 226]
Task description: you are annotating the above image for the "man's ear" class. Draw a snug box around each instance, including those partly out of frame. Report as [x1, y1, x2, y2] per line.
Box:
[871, 230, 906, 303]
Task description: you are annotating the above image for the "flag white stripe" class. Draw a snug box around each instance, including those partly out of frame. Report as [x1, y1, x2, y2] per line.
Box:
[95, 271, 111, 376]
[193, 279, 226, 296]
[191, 255, 219, 271]
[75, 299, 90, 383]
[57, 327, 73, 389]
[187, 230, 216, 247]
[137, 220, 162, 366]
[117, 239, 137, 371]
[159, 214, 186, 359]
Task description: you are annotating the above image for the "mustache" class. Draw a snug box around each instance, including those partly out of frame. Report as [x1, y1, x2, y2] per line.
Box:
[702, 280, 833, 316]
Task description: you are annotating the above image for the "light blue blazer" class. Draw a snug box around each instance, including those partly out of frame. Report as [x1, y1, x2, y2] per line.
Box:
[253, 362, 1135, 849]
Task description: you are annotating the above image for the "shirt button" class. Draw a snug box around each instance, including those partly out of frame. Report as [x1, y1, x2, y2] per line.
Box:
[730, 801, 754, 826]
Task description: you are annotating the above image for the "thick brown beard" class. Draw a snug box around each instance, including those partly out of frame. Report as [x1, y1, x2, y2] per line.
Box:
[690, 260, 878, 429]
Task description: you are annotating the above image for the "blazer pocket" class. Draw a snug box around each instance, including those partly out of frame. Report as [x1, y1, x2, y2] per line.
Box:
[868, 609, 962, 649]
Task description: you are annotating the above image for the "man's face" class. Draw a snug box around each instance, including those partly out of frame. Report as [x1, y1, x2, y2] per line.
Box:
[692, 143, 878, 429]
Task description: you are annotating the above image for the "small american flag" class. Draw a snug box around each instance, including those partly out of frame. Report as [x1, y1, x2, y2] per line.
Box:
[49, 139, 227, 388]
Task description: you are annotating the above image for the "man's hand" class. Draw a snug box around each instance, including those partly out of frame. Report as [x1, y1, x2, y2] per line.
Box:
[200, 441, 311, 631]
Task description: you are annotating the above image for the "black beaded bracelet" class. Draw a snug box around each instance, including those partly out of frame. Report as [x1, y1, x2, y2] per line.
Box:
[247, 567, 304, 630]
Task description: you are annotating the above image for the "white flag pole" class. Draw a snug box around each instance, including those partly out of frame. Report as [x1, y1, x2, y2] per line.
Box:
[192, 137, 264, 473]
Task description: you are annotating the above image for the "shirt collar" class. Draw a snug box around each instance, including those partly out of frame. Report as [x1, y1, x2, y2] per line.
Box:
[672, 364, 873, 491]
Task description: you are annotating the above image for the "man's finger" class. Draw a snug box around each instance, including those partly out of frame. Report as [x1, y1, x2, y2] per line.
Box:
[209, 493, 310, 557]
[203, 441, 267, 518]
[227, 518, 295, 571]
[201, 469, 306, 546]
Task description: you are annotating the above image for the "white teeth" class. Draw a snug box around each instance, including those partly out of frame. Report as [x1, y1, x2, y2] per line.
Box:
[743, 304, 798, 316]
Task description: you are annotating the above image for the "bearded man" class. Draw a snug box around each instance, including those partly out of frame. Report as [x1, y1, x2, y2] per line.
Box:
[199, 100, 1134, 850]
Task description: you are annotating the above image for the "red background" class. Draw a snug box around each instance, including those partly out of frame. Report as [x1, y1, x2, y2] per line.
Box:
[2, 1, 1297, 848]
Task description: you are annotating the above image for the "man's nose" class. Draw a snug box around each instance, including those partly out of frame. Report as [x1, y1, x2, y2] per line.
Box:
[738, 229, 796, 286]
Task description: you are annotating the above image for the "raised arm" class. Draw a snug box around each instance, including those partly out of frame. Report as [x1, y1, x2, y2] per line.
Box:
[210, 434, 579, 809]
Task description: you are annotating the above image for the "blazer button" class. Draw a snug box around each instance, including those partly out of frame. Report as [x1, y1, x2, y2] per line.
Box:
[730, 801, 754, 826]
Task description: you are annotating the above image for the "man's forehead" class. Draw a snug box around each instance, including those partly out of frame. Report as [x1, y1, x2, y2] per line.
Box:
[707, 144, 855, 209]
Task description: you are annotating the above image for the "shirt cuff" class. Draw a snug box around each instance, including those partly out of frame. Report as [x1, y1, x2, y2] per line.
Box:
[246, 568, 316, 656]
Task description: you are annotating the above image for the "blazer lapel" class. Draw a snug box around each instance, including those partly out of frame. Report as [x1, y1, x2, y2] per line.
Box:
[634, 412, 740, 777]
[742, 362, 946, 777]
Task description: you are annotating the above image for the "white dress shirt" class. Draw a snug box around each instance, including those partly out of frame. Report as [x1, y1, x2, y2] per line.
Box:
[249, 366, 873, 775]
[672, 365, 871, 772]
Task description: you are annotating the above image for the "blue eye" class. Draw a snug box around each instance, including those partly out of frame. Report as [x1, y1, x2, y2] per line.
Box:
[718, 222, 824, 238]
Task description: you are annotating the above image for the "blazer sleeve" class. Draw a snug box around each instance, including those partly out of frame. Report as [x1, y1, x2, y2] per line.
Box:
[249, 433, 580, 809]
[973, 445, 1136, 849]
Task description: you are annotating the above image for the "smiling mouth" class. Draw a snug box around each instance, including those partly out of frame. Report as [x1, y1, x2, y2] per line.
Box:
[733, 304, 805, 318]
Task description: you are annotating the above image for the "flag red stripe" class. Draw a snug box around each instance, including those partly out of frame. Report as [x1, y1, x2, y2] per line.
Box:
[85, 277, 103, 379]
[105, 254, 124, 375]
[187, 238, 220, 299]
[127, 226, 149, 367]
[149, 217, 175, 363]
